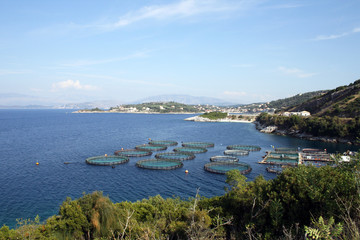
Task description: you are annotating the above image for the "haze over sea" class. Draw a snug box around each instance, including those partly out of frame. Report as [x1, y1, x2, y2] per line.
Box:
[0, 110, 359, 227]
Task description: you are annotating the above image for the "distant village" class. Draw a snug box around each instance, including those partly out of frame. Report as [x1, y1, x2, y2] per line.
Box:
[101, 102, 278, 114]
[75, 102, 314, 119]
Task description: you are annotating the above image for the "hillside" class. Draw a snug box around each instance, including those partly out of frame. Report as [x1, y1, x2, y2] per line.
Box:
[286, 79, 360, 118]
[267, 90, 328, 109]
[256, 79, 360, 144]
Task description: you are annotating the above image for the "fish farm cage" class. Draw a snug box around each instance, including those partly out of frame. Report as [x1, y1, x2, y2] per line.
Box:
[114, 149, 152, 157]
[182, 142, 215, 148]
[136, 158, 183, 170]
[261, 157, 299, 166]
[135, 144, 167, 152]
[204, 162, 252, 175]
[274, 147, 298, 153]
[267, 152, 299, 159]
[155, 152, 196, 161]
[210, 156, 239, 162]
[149, 140, 178, 146]
[86, 155, 129, 166]
[224, 149, 249, 156]
[227, 145, 261, 151]
[174, 147, 207, 154]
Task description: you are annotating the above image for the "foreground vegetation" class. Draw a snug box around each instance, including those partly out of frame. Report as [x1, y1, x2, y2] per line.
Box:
[200, 111, 228, 120]
[1, 153, 360, 239]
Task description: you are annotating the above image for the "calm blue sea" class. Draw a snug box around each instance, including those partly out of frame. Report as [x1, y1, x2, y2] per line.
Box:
[0, 110, 358, 227]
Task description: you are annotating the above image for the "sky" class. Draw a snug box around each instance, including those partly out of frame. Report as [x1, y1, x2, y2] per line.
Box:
[0, 0, 359, 106]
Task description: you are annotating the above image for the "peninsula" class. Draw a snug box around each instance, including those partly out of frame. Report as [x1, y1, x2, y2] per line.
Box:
[185, 111, 257, 123]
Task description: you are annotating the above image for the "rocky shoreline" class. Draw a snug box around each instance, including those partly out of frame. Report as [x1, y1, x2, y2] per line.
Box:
[255, 122, 357, 145]
[184, 115, 255, 123]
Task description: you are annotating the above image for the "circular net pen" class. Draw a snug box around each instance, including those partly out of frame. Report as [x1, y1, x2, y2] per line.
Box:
[227, 145, 261, 152]
[135, 144, 167, 152]
[149, 140, 178, 146]
[136, 158, 183, 170]
[210, 156, 239, 162]
[86, 155, 129, 166]
[224, 150, 249, 156]
[174, 147, 207, 154]
[114, 149, 152, 157]
[204, 162, 252, 175]
[182, 142, 214, 148]
[155, 152, 196, 161]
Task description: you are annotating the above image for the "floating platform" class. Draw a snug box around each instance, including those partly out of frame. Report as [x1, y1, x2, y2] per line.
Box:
[259, 151, 299, 165]
[155, 152, 196, 161]
[302, 148, 327, 153]
[224, 149, 249, 156]
[114, 149, 152, 157]
[174, 147, 207, 154]
[149, 140, 178, 146]
[274, 147, 298, 153]
[135, 144, 167, 152]
[227, 145, 261, 151]
[301, 152, 333, 162]
[182, 142, 214, 148]
[86, 155, 129, 166]
[204, 162, 252, 175]
[136, 158, 183, 170]
[268, 152, 299, 159]
[210, 156, 239, 162]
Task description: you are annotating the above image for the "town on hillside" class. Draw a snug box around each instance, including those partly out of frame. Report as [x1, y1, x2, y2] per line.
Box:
[76, 101, 276, 114]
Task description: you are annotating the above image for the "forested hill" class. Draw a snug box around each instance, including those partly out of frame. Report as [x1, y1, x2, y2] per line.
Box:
[285, 79, 360, 118]
[268, 90, 328, 109]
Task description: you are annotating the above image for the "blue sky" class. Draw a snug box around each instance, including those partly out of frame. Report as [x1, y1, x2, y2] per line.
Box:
[0, 0, 359, 105]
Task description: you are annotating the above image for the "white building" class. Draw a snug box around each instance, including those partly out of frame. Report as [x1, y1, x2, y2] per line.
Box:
[282, 111, 311, 117]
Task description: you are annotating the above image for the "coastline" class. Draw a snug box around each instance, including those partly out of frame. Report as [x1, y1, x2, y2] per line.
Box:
[184, 115, 255, 123]
[73, 110, 199, 114]
[255, 121, 357, 145]
[73, 110, 257, 123]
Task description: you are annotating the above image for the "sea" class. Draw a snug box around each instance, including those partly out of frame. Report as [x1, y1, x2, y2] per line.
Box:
[0, 109, 359, 228]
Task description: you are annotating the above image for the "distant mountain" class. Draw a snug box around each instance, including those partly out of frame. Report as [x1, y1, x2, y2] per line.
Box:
[0, 93, 53, 107]
[0, 93, 121, 109]
[0, 105, 53, 109]
[53, 100, 121, 110]
[286, 79, 360, 118]
[133, 94, 235, 106]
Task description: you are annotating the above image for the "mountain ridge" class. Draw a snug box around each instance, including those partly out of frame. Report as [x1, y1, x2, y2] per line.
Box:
[132, 94, 236, 106]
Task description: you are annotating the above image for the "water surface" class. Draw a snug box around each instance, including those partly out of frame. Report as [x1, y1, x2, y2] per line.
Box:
[0, 110, 358, 227]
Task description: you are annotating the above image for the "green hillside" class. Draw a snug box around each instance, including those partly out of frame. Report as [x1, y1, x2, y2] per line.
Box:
[286, 79, 360, 118]
[257, 79, 360, 143]
[268, 90, 328, 109]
